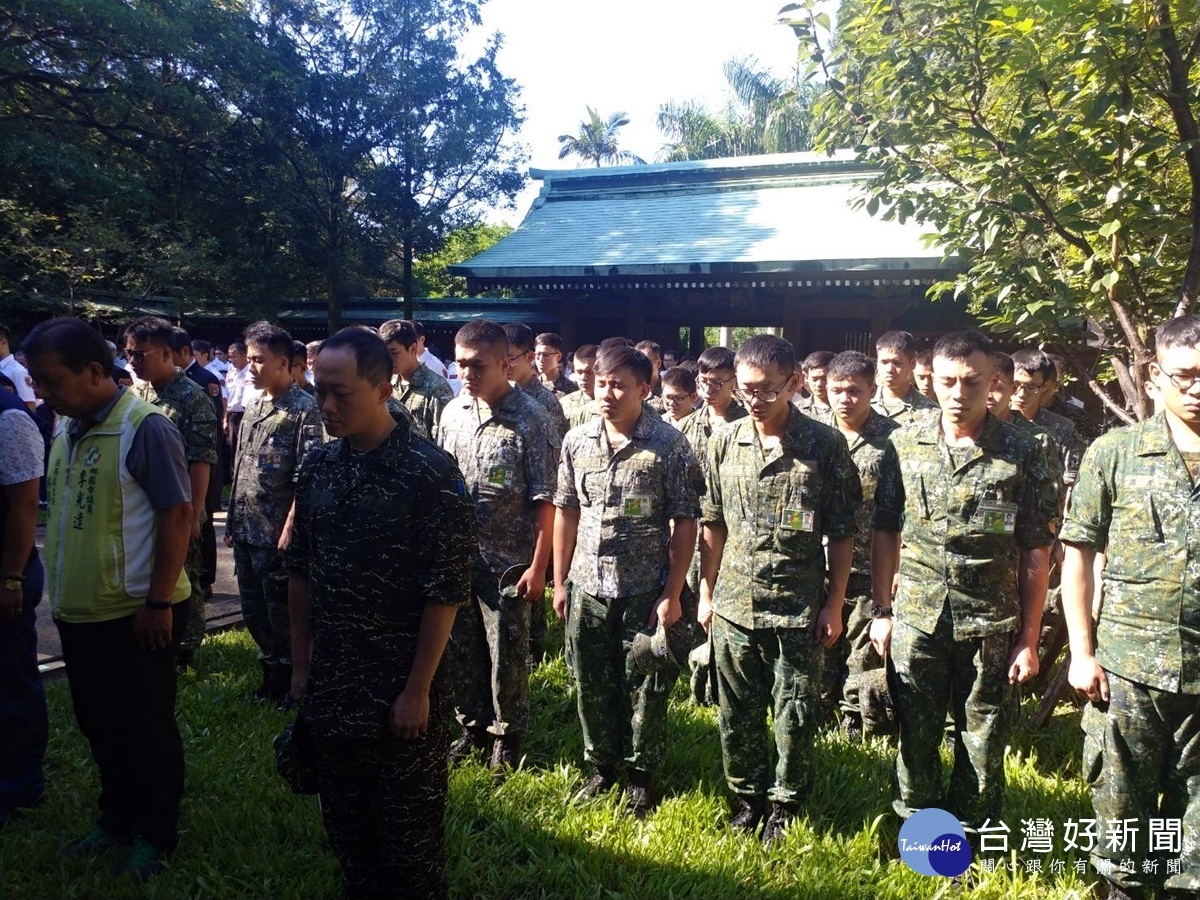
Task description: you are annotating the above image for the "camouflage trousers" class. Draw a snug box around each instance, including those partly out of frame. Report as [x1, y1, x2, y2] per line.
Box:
[233, 540, 291, 667]
[1083, 671, 1200, 895]
[313, 713, 450, 899]
[178, 537, 207, 654]
[891, 616, 1016, 830]
[565, 585, 676, 774]
[819, 577, 883, 729]
[450, 566, 530, 738]
[712, 614, 821, 806]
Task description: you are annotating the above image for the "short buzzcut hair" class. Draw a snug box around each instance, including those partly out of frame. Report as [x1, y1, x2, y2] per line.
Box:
[291, 340, 308, 366]
[535, 332, 564, 352]
[734, 334, 796, 376]
[697, 346, 735, 374]
[1155, 314, 1200, 360]
[1011, 348, 1056, 382]
[634, 340, 662, 362]
[933, 331, 994, 364]
[802, 350, 836, 372]
[661, 367, 697, 394]
[0, 323, 11, 342]
[171, 327, 193, 354]
[318, 327, 393, 386]
[599, 337, 632, 351]
[677, 360, 699, 375]
[915, 350, 933, 368]
[243, 320, 294, 360]
[24, 317, 114, 377]
[229, 341, 247, 354]
[124, 316, 175, 349]
[502, 322, 535, 353]
[306, 340, 323, 355]
[379, 319, 418, 348]
[876, 330, 919, 359]
[596, 344, 652, 384]
[827, 350, 876, 384]
[992, 352, 1015, 382]
[191, 339, 212, 356]
[456, 320, 508, 356]
[573, 343, 598, 365]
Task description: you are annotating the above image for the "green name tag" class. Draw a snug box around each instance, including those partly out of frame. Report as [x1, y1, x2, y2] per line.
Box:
[623, 494, 652, 517]
[977, 501, 1017, 534]
[487, 465, 515, 488]
[781, 508, 814, 532]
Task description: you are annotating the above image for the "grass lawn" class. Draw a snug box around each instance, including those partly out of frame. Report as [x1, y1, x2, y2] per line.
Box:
[2, 623, 1100, 899]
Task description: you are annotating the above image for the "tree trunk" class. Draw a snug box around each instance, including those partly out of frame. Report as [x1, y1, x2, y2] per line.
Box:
[326, 211, 342, 334]
[402, 238, 414, 321]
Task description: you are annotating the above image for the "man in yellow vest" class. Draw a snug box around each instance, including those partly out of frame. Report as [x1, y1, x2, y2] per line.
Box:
[24, 317, 193, 882]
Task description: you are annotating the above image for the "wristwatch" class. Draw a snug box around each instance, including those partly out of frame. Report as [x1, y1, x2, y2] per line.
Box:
[144, 598, 173, 610]
[2, 576, 23, 592]
[870, 604, 893, 619]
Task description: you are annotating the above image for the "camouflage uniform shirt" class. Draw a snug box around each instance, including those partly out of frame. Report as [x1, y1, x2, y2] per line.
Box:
[702, 406, 862, 630]
[1009, 412, 1065, 512]
[520, 377, 569, 441]
[561, 393, 661, 431]
[393, 362, 454, 440]
[1050, 394, 1100, 445]
[132, 368, 218, 467]
[873, 411, 1060, 639]
[873, 386, 938, 424]
[1034, 407, 1085, 485]
[436, 386, 558, 574]
[841, 410, 900, 579]
[226, 383, 323, 547]
[678, 403, 747, 467]
[1060, 412, 1200, 693]
[283, 417, 475, 738]
[555, 412, 703, 597]
[541, 370, 578, 397]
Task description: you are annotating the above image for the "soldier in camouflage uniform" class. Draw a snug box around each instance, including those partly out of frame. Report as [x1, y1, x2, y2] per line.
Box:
[821, 351, 898, 738]
[660, 366, 700, 428]
[125, 317, 218, 671]
[285, 328, 474, 900]
[563, 344, 663, 430]
[1046, 353, 1101, 444]
[635, 340, 667, 413]
[378, 319, 454, 440]
[870, 332, 1059, 832]
[437, 321, 557, 780]
[700, 335, 861, 846]
[872, 330, 939, 424]
[795, 350, 834, 421]
[225, 322, 323, 705]
[1062, 315, 1200, 900]
[1012, 348, 1086, 488]
[553, 344, 703, 817]
[535, 332, 578, 397]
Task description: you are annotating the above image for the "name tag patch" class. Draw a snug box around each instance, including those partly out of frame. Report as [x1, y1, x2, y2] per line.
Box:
[258, 450, 285, 471]
[977, 501, 1017, 534]
[623, 494, 652, 517]
[487, 465, 515, 488]
[781, 507, 815, 532]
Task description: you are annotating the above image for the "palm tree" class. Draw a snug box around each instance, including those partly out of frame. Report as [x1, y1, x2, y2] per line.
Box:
[557, 107, 646, 167]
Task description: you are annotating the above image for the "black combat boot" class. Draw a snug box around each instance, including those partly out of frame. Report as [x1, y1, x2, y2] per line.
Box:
[761, 802, 796, 848]
[624, 769, 656, 819]
[574, 765, 619, 802]
[273, 664, 294, 710]
[246, 660, 271, 703]
[729, 795, 767, 832]
[447, 727, 490, 766]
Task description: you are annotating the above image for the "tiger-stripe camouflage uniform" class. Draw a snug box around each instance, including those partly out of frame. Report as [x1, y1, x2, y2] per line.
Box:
[872, 385, 938, 425]
[436, 387, 557, 748]
[393, 362, 454, 440]
[1061, 412, 1200, 896]
[283, 416, 474, 900]
[872, 411, 1059, 829]
[555, 412, 703, 782]
[820, 409, 898, 734]
[703, 408, 861, 812]
[227, 383, 323, 697]
[133, 369, 218, 657]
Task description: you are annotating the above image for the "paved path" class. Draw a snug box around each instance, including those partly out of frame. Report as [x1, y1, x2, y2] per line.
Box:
[35, 510, 242, 664]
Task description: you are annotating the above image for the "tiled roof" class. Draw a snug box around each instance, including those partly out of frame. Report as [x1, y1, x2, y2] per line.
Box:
[454, 152, 955, 280]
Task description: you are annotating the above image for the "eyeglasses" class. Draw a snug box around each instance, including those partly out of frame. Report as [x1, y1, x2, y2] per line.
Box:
[733, 380, 791, 404]
[506, 352, 530, 363]
[1012, 381, 1045, 395]
[1160, 370, 1200, 392]
[698, 375, 733, 390]
[125, 349, 151, 363]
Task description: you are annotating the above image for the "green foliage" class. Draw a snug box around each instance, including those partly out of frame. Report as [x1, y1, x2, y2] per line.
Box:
[784, 0, 1200, 419]
[1, 627, 1103, 898]
[557, 107, 646, 167]
[413, 223, 513, 298]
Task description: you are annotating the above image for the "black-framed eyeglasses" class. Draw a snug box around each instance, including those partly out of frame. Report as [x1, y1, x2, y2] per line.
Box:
[1012, 381, 1045, 395]
[125, 349, 151, 363]
[698, 375, 733, 390]
[1160, 370, 1200, 392]
[733, 380, 791, 404]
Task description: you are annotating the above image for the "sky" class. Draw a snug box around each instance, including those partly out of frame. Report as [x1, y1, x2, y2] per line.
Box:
[469, 0, 804, 224]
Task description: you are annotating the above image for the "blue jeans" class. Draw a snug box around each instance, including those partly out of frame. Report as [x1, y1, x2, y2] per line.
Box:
[0, 551, 48, 808]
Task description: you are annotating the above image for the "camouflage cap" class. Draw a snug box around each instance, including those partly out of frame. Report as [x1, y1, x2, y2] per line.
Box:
[498, 564, 527, 600]
[629, 619, 695, 675]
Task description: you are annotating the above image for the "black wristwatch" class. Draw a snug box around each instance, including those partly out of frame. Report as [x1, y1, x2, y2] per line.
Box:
[871, 604, 893, 619]
[144, 598, 173, 610]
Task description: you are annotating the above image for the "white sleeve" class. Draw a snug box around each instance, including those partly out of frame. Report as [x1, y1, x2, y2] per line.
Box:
[0, 409, 44, 484]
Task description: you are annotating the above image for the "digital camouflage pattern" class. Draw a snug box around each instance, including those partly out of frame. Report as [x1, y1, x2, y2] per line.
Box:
[541, 370, 578, 397]
[677, 404, 747, 468]
[711, 613, 821, 805]
[1049, 394, 1100, 445]
[566, 585, 676, 773]
[393, 362, 454, 440]
[555, 412, 703, 598]
[872, 411, 1059, 640]
[561, 392, 661, 431]
[1034, 406, 1085, 485]
[794, 395, 832, 422]
[701, 406, 862, 631]
[436, 387, 558, 576]
[1060, 412, 1200, 693]
[1009, 412, 1065, 511]
[226, 384, 323, 547]
[1081, 672, 1200, 895]
[871, 386, 938, 424]
[233, 541, 290, 668]
[282, 416, 474, 739]
[520, 377, 569, 441]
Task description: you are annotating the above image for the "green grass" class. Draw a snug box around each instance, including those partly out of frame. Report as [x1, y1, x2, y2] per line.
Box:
[1, 622, 1101, 899]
